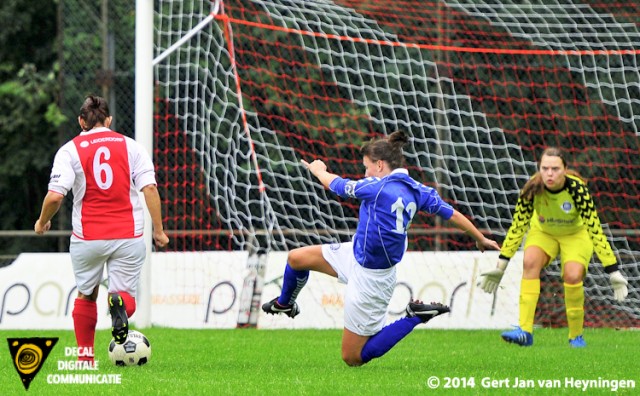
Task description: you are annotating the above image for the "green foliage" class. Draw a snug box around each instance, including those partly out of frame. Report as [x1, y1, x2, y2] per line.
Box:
[0, 63, 63, 253]
[0, 63, 61, 174]
[0, 328, 637, 395]
[0, 0, 61, 256]
[0, 0, 137, 256]
[0, 0, 57, 76]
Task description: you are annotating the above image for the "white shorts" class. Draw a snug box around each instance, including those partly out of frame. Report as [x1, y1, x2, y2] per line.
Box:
[69, 235, 146, 297]
[321, 242, 396, 336]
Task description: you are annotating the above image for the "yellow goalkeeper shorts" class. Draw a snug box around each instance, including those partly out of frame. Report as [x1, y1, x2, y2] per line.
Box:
[524, 227, 592, 273]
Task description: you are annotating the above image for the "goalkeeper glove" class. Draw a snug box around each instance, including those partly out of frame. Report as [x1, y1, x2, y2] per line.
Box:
[609, 270, 628, 302]
[479, 258, 509, 294]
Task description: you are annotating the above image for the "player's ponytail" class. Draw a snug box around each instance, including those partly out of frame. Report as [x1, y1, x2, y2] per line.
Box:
[79, 95, 110, 130]
[388, 130, 409, 147]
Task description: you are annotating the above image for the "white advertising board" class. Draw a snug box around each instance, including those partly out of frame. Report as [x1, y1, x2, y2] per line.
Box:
[0, 254, 111, 329]
[0, 251, 523, 330]
[149, 251, 247, 328]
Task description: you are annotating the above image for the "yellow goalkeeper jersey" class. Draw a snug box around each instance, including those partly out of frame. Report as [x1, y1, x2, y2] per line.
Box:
[501, 174, 616, 266]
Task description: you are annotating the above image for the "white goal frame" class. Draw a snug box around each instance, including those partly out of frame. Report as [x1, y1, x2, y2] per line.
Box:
[135, 0, 223, 327]
[135, 0, 154, 327]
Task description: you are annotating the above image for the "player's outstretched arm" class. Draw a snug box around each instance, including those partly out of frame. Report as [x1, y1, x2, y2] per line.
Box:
[447, 210, 500, 252]
[301, 159, 339, 189]
[141, 184, 169, 248]
[34, 191, 65, 234]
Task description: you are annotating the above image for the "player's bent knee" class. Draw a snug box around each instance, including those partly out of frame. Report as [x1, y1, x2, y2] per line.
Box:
[341, 352, 363, 367]
[563, 276, 582, 285]
[342, 358, 363, 367]
[287, 249, 307, 270]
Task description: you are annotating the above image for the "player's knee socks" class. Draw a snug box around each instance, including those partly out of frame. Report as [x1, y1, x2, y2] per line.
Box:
[119, 291, 136, 317]
[519, 278, 540, 333]
[564, 282, 584, 339]
[360, 316, 422, 364]
[277, 263, 309, 306]
[72, 298, 97, 361]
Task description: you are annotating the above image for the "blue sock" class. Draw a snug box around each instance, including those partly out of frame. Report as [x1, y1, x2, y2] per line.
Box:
[277, 263, 309, 306]
[360, 316, 422, 364]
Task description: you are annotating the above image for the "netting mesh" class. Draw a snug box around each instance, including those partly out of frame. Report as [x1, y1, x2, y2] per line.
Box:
[154, 0, 639, 326]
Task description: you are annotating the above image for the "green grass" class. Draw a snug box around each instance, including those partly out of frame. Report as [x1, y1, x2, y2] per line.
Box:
[1, 328, 637, 395]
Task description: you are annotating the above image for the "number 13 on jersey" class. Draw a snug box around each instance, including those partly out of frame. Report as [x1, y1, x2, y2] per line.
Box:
[391, 197, 416, 233]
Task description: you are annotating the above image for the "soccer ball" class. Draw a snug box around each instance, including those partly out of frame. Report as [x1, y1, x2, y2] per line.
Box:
[108, 330, 151, 366]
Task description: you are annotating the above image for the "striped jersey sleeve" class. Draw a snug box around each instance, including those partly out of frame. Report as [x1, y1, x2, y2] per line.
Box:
[500, 195, 534, 260]
[565, 177, 617, 266]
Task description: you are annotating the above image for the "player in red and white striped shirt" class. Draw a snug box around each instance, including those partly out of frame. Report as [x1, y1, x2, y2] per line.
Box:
[35, 95, 169, 363]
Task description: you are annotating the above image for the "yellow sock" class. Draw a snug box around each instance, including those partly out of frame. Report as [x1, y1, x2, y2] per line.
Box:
[564, 282, 584, 339]
[519, 278, 540, 333]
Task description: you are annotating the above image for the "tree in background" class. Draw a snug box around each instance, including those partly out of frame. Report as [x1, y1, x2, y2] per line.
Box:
[0, 1, 136, 260]
[0, 0, 64, 257]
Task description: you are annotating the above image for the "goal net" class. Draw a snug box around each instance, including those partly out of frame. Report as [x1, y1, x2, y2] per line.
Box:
[153, 0, 639, 328]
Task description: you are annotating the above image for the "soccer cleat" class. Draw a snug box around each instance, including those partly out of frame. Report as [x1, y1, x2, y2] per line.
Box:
[569, 335, 586, 348]
[405, 300, 450, 323]
[261, 297, 300, 318]
[501, 326, 533, 346]
[108, 293, 129, 344]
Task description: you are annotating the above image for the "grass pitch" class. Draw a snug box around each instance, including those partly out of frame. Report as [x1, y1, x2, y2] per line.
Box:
[1, 327, 637, 395]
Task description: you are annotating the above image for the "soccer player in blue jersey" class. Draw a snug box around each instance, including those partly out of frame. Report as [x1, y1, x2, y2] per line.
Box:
[262, 131, 500, 366]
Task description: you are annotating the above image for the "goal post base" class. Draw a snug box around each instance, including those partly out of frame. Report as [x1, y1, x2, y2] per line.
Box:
[236, 249, 268, 328]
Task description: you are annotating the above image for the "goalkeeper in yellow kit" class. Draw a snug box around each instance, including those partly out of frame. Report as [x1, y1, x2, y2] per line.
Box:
[479, 147, 628, 348]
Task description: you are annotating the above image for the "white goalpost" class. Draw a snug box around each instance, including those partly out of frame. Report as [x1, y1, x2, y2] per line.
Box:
[134, 0, 154, 328]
